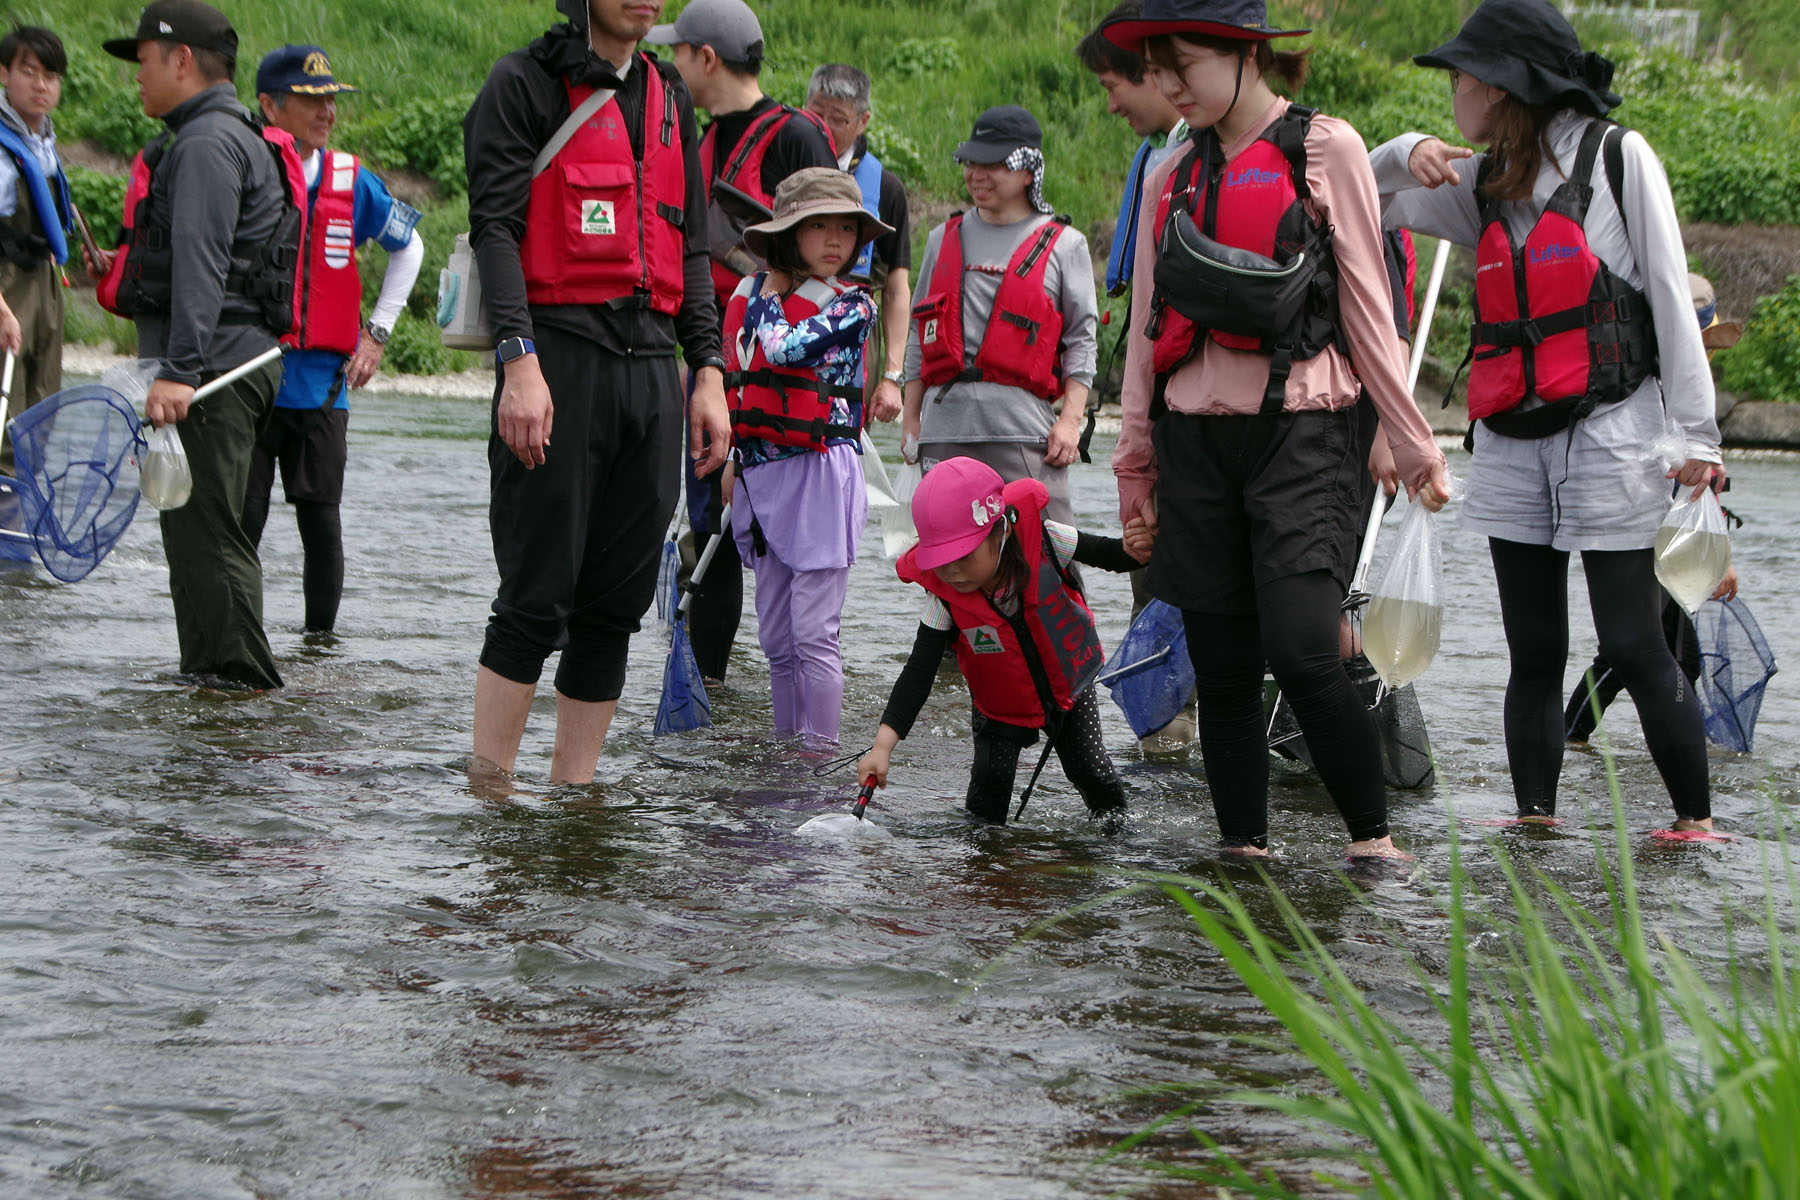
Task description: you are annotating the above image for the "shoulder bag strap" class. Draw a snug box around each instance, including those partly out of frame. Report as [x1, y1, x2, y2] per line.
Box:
[532, 85, 618, 178]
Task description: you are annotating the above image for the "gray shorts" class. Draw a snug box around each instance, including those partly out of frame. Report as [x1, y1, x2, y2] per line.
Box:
[1462, 388, 1672, 551]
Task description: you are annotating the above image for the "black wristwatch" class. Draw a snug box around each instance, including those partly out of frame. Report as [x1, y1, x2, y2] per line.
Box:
[363, 319, 392, 345]
[495, 336, 536, 365]
[695, 354, 727, 373]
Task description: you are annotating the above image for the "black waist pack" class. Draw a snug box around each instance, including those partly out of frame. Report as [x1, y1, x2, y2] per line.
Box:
[1152, 206, 1316, 344]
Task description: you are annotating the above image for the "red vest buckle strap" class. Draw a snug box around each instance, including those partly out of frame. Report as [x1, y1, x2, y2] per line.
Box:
[724, 274, 867, 452]
[912, 212, 1068, 402]
[1465, 120, 1659, 440]
[520, 54, 686, 314]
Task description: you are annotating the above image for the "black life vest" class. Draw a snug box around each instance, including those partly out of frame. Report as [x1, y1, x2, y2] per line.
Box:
[98, 113, 307, 335]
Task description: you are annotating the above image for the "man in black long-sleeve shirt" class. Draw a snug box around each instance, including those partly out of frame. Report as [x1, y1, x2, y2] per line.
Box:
[97, 0, 289, 689]
[465, 0, 729, 785]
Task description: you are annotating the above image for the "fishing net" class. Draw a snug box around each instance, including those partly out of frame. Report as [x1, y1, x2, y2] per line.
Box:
[1266, 657, 1436, 791]
[653, 618, 712, 736]
[1694, 596, 1777, 753]
[1100, 599, 1194, 739]
[2, 382, 146, 582]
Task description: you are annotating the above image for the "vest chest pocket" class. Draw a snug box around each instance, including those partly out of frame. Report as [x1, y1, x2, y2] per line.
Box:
[557, 162, 638, 260]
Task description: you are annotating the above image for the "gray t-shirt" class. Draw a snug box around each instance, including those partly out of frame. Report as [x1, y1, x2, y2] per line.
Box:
[905, 211, 1098, 446]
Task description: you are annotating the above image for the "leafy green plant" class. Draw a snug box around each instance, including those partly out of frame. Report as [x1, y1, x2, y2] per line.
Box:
[354, 94, 471, 196]
[1719, 275, 1800, 403]
[1068, 790, 1800, 1196]
[65, 166, 126, 240]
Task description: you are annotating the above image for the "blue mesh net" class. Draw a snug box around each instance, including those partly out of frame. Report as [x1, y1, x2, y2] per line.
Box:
[1100, 599, 1194, 739]
[653, 619, 712, 736]
[1695, 596, 1777, 753]
[3, 384, 145, 582]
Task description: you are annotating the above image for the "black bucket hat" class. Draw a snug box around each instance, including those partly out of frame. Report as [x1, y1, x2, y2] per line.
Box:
[1103, 0, 1309, 55]
[1414, 0, 1620, 116]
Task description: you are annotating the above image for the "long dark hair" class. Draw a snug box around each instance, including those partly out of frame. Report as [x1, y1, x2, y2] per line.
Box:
[1141, 32, 1310, 96]
[1481, 93, 1564, 205]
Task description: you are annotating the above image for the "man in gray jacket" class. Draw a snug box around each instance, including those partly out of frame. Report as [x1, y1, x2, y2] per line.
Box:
[96, 0, 293, 688]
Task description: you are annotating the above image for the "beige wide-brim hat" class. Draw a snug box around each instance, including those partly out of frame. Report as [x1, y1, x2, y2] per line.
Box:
[742, 166, 893, 260]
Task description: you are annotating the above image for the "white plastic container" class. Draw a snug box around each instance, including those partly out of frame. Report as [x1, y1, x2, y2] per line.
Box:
[436, 232, 493, 351]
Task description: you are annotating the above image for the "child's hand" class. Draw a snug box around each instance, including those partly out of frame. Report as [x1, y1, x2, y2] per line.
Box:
[1123, 515, 1155, 564]
[856, 744, 892, 788]
[1712, 564, 1740, 602]
[761, 268, 791, 298]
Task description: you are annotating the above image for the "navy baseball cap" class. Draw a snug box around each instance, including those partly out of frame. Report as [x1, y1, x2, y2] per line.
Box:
[953, 106, 1043, 165]
[256, 44, 360, 95]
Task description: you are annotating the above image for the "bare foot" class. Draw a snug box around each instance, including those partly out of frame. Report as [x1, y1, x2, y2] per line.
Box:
[1672, 817, 1715, 834]
[1221, 842, 1272, 858]
[1347, 835, 1413, 861]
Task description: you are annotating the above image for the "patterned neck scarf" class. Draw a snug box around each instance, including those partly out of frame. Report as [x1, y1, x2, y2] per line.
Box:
[1005, 146, 1053, 214]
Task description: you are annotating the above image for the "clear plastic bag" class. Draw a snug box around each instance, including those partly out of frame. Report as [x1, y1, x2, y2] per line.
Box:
[1363, 496, 1443, 689]
[139, 423, 192, 511]
[1655, 486, 1731, 613]
[881, 459, 920, 559]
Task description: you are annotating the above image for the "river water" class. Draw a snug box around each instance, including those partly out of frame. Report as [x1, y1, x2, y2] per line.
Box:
[3, 392, 1796, 1198]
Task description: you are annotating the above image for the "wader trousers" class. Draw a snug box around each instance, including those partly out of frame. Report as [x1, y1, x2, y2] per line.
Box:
[160, 357, 284, 689]
[0, 225, 62, 477]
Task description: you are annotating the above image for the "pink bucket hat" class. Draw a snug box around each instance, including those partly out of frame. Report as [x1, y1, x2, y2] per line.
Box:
[911, 458, 1007, 570]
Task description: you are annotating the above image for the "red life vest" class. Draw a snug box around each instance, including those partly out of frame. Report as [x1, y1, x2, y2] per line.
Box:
[724, 273, 866, 451]
[288, 150, 363, 354]
[1145, 106, 1342, 415]
[1465, 121, 1657, 438]
[520, 55, 685, 314]
[700, 103, 835, 301]
[896, 479, 1103, 728]
[99, 116, 308, 337]
[911, 212, 1069, 401]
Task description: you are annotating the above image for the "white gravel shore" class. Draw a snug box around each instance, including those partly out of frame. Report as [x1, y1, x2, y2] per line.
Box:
[61, 343, 495, 399]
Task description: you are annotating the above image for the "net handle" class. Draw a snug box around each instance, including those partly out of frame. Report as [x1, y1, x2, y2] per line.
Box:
[191, 345, 285, 406]
[0, 349, 13, 458]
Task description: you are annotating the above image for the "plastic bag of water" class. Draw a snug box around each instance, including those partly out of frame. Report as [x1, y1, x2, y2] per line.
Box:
[1363, 496, 1443, 689]
[140, 423, 192, 511]
[1655, 486, 1731, 612]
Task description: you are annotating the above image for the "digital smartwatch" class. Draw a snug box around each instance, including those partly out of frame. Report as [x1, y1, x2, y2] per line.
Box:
[495, 336, 536, 364]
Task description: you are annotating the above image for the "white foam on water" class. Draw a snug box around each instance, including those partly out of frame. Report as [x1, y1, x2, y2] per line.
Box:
[797, 812, 891, 838]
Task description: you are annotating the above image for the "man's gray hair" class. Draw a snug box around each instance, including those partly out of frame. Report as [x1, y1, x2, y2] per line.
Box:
[807, 63, 871, 113]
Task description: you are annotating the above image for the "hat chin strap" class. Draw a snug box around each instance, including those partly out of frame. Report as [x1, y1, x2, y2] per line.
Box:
[1222, 50, 1247, 123]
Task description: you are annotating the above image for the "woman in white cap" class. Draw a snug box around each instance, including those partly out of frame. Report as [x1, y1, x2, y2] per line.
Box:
[902, 105, 1098, 527]
[723, 167, 890, 745]
[1373, 0, 1720, 833]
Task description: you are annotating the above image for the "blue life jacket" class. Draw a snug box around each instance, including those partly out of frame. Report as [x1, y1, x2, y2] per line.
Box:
[0, 120, 72, 265]
[1106, 138, 1154, 297]
[849, 147, 883, 282]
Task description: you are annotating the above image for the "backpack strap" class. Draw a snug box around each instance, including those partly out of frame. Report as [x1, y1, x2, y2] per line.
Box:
[1600, 122, 1630, 243]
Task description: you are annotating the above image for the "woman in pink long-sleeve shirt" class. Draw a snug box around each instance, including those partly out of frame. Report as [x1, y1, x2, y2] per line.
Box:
[1102, 0, 1450, 860]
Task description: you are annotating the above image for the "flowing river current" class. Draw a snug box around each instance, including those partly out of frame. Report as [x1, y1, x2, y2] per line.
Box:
[3, 390, 1796, 1198]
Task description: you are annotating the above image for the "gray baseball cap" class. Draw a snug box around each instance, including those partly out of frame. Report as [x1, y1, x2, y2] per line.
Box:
[644, 0, 765, 65]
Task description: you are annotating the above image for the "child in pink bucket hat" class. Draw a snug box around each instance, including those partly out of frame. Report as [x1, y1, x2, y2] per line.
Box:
[855, 457, 1153, 824]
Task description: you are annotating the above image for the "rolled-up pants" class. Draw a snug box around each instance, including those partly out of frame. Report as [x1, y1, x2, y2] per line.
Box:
[480, 327, 683, 703]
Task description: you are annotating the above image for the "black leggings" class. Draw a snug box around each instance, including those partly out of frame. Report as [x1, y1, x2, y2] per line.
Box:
[1490, 538, 1710, 820]
[241, 492, 344, 634]
[1183, 570, 1389, 847]
[965, 687, 1125, 824]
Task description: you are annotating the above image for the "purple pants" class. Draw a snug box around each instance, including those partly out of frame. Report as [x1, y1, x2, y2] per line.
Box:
[732, 443, 866, 743]
[749, 554, 850, 741]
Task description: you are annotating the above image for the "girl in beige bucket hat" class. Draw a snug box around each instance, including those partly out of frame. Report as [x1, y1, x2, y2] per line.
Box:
[722, 167, 891, 745]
